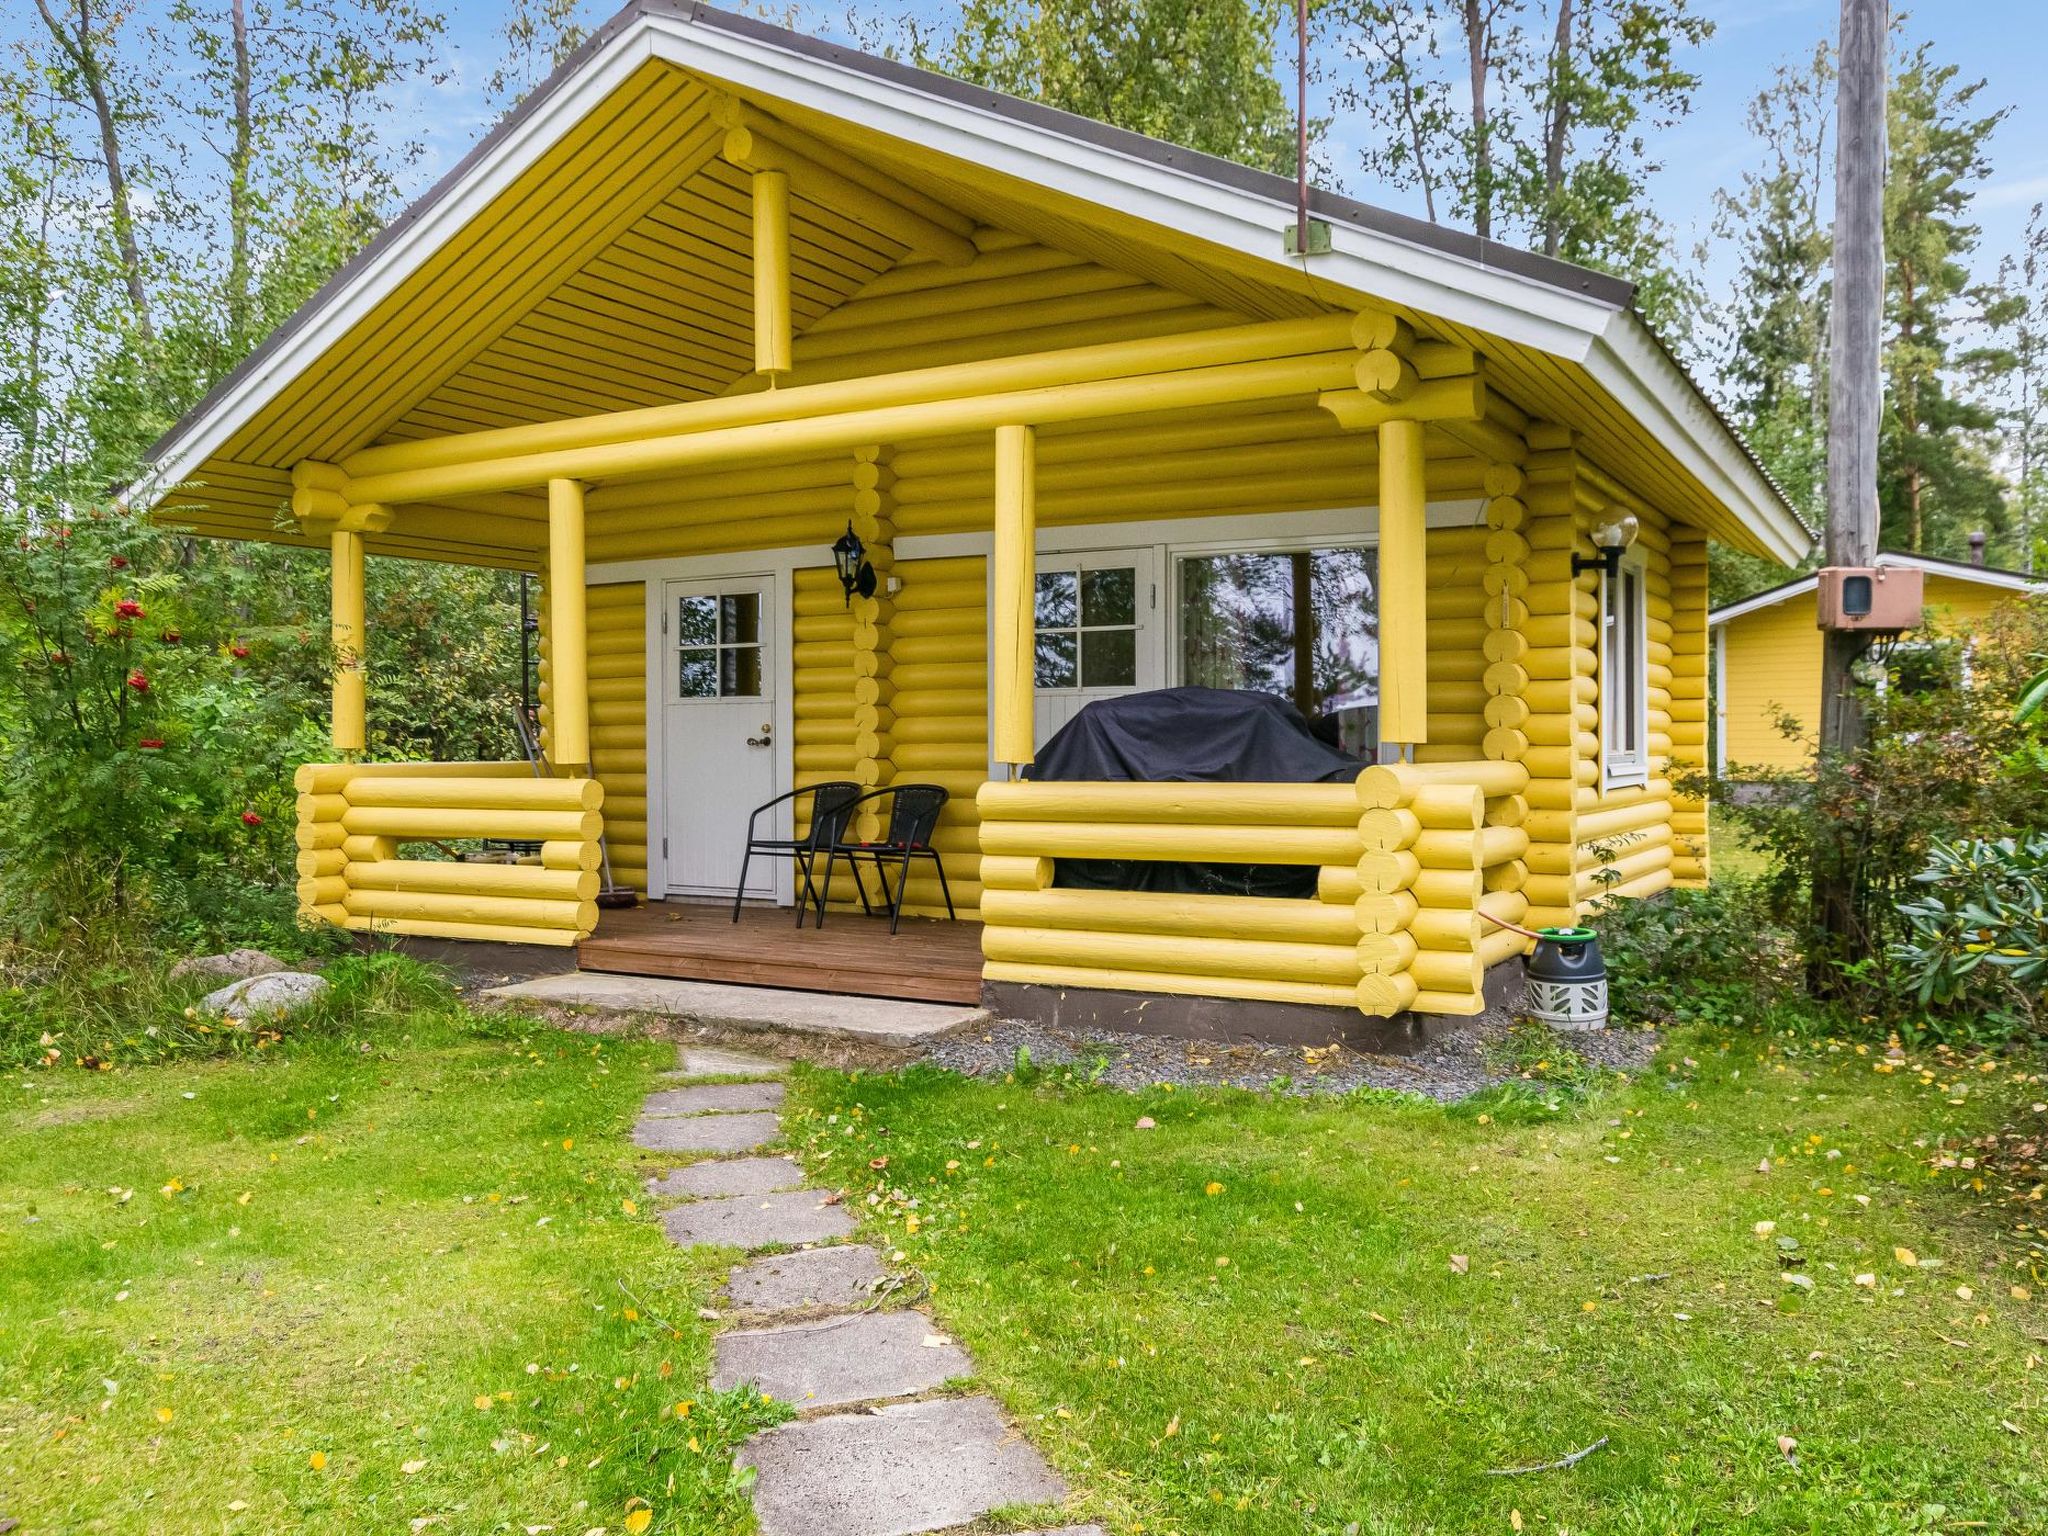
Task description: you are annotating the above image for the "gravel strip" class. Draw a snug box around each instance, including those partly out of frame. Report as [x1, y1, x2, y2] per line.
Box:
[921, 1012, 1661, 1102]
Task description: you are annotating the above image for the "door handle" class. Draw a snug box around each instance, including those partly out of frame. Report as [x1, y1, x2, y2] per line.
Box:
[746, 735, 772, 747]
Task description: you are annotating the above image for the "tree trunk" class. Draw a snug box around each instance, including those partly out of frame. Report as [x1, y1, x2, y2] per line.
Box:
[1813, 0, 1887, 979]
[1462, 0, 1492, 240]
[1541, 0, 1576, 258]
[33, 0, 154, 344]
[226, 0, 254, 347]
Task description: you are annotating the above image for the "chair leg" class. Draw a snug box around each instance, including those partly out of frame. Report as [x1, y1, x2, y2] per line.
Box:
[792, 850, 817, 929]
[888, 851, 912, 934]
[845, 854, 874, 916]
[731, 845, 753, 923]
[815, 852, 837, 928]
[929, 849, 956, 920]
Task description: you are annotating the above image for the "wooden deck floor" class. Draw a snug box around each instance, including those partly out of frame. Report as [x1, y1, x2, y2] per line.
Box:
[577, 901, 985, 1005]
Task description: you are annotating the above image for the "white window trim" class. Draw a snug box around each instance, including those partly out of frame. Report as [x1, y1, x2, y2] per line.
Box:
[1602, 551, 1650, 790]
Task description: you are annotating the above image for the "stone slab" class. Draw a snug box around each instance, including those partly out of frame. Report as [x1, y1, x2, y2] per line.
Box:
[660, 1190, 855, 1250]
[1016, 1528, 1107, 1535]
[669, 1046, 787, 1079]
[727, 1244, 888, 1312]
[486, 971, 986, 1045]
[739, 1395, 1066, 1536]
[648, 1156, 805, 1200]
[713, 1309, 969, 1409]
[633, 1111, 780, 1154]
[643, 1081, 785, 1116]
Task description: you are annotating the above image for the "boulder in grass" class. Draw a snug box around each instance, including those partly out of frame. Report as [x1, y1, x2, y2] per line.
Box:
[171, 949, 286, 984]
[201, 971, 329, 1021]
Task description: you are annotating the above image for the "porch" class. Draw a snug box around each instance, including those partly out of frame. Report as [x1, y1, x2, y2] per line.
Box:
[578, 901, 984, 1005]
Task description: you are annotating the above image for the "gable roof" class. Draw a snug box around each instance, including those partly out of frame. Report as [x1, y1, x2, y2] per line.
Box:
[1709, 551, 2045, 628]
[140, 0, 1810, 567]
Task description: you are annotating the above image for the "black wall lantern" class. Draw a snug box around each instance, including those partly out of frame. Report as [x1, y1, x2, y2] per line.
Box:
[832, 522, 877, 606]
[1570, 514, 1641, 580]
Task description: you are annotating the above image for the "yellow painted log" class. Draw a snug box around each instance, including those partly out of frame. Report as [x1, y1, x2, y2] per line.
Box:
[340, 805, 601, 841]
[1358, 971, 1421, 1017]
[980, 888, 1356, 944]
[296, 849, 345, 878]
[722, 125, 976, 267]
[1357, 849, 1422, 895]
[330, 527, 367, 753]
[297, 793, 348, 823]
[1410, 948, 1481, 994]
[979, 855, 1053, 892]
[342, 776, 602, 812]
[1358, 807, 1421, 852]
[1413, 867, 1482, 908]
[339, 915, 582, 946]
[979, 818, 1357, 865]
[297, 820, 346, 850]
[1410, 892, 1529, 952]
[1414, 825, 1530, 871]
[1412, 783, 1485, 829]
[976, 780, 1358, 826]
[991, 422, 1035, 765]
[542, 839, 602, 871]
[297, 877, 347, 907]
[750, 169, 792, 376]
[345, 860, 598, 901]
[1377, 417, 1428, 745]
[548, 478, 589, 768]
[985, 958, 1357, 1010]
[1412, 988, 1486, 1016]
[981, 924, 1358, 986]
[1356, 929, 1419, 975]
[1355, 889, 1420, 934]
[1355, 758, 1529, 808]
[1318, 865, 1363, 904]
[343, 888, 597, 933]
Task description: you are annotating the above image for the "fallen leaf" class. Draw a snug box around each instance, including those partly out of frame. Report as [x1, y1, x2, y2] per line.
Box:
[2014, 1285, 2033, 1301]
[402, 1458, 427, 1475]
[474, 1395, 494, 1411]
[1755, 1220, 1777, 1237]
[309, 1451, 328, 1470]
[1854, 1273, 1877, 1288]
[1450, 1254, 1469, 1275]
[1895, 1246, 1918, 1267]
[921, 1333, 951, 1348]
[1778, 1434, 1798, 1467]
[1163, 1414, 1180, 1438]
[1782, 1273, 1814, 1291]
[624, 1508, 653, 1534]
[1510, 1510, 1523, 1532]
[1205, 1181, 1224, 1196]
[1135, 1117, 1156, 1130]
[154, 1406, 173, 1424]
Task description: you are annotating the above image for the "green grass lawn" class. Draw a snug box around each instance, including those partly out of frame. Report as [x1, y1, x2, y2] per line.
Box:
[0, 976, 776, 1535]
[1710, 801, 1775, 884]
[790, 1032, 2048, 1535]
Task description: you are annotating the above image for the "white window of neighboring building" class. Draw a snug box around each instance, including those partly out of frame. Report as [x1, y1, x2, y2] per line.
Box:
[1602, 552, 1649, 788]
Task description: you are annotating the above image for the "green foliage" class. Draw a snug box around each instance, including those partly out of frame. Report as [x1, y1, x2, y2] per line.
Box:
[0, 500, 313, 937]
[1596, 879, 1798, 1029]
[1719, 596, 2048, 1024]
[1891, 834, 2048, 1034]
[901, 0, 1298, 172]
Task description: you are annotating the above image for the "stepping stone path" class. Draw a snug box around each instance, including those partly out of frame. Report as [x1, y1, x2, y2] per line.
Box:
[638, 1044, 1088, 1536]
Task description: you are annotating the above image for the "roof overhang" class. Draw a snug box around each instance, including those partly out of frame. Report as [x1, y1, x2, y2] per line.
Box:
[1710, 551, 2046, 627]
[141, 0, 1810, 567]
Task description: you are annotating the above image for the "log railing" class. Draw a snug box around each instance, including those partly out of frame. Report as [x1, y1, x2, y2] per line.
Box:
[976, 768, 1534, 1019]
[295, 761, 605, 946]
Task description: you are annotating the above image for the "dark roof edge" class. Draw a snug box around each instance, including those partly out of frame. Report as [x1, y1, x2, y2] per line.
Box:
[146, 0, 1640, 470]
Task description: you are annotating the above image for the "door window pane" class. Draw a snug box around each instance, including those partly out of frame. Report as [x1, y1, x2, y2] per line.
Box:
[720, 592, 759, 646]
[677, 594, 717, 646]
[675, 588, 764, 700]
[1177, 547, 1378, 756]
[721, 644, 763, 697]
[678, 649, 717, 699]
[1035, 564, 1138, 692]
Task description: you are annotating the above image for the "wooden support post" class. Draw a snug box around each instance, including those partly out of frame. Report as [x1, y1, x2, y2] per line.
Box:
[751, 169, 792, 377]
[329, 526, 366, 755]
[1378, 416, 1428, 749]
[547, 477, 590, 770]
[992, 423, 1037, 767]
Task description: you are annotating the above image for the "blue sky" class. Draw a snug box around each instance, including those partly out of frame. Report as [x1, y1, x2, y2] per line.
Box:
[414, 1, 2043, 304]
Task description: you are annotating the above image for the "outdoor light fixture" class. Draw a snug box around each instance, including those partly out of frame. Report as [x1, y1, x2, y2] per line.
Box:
[831, 522, 876, 606]
[1572, 514, 1641, 580]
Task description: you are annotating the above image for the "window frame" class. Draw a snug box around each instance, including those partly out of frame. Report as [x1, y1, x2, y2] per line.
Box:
[1601, 550, 1650, 790]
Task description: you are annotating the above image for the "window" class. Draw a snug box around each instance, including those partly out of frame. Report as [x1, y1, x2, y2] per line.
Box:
[1602, 555, 1648, 786]
[675, 591, 762, 698]
[1177, 546, 1379, 756]
[1035, 566, 1138, 689]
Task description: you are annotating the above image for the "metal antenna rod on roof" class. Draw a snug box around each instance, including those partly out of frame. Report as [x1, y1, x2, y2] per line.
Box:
[1296, 0, 1310, 256]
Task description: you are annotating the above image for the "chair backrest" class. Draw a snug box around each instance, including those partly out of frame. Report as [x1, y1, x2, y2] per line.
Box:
[802, 781, 863, 851]
[885, 783, 949, 849]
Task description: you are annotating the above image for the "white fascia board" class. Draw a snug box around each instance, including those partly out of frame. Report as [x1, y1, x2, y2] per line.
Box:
[1709, 555, 2046, 628]
[1709, 577, 1818, 628]
[135, 24, 663, 507]
[645, 19, 1621, 360]
[1591, 314, 1812, 566]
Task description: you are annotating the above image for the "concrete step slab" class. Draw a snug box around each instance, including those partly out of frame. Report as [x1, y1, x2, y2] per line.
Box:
[487, 971, 985, 1047]
[648, 1156, 805, 1200]
[739, 1395, 1066, 1536]
[660, 1189, 855, 1250]
[668, 1046, 788, 1079]
[1015, 1528, 1108, 1535]
[727, 1245, 888, 1312]
[633, 1111, 780, 1155]
[712, 1309, 970, 1410]
[643, 1081, 786, 1116]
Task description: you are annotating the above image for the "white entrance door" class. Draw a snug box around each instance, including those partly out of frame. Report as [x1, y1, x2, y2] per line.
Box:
[1031, 548, 1162, 749]
[660, 577, 778, 900]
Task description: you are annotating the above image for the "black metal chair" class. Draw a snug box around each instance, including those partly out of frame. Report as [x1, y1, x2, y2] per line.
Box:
[815, 783, 954, 934]
[732, 780, 863, 928]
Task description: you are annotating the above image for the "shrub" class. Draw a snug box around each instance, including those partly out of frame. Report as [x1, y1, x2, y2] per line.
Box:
[1596, 879, 1800, 1028]
[1890, 834, 2048, 1039]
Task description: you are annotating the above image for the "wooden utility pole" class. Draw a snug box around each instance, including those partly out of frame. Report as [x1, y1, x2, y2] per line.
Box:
[1819, 0, 1886, 758]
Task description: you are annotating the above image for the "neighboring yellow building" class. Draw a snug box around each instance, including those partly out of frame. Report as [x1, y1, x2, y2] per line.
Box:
[137, 2, 1808, 1030]
[1712, 553, 2043, 775]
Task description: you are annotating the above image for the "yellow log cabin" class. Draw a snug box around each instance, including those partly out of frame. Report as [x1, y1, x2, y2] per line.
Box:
[1711, 552, 2044, 777]
[138, 2, 1810, 1036]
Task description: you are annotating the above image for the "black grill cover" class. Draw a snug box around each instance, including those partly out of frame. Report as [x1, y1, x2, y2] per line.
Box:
[1023, 687, 1361, 898]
